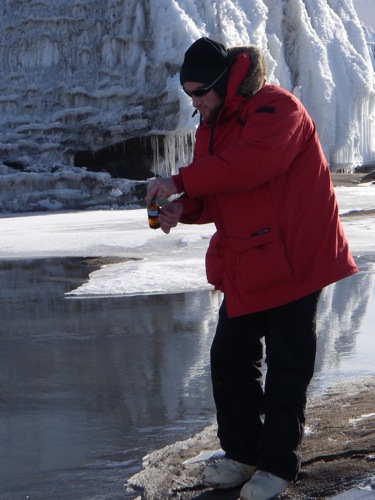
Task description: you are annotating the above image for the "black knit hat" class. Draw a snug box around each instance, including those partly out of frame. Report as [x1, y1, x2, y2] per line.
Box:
[180, 37, 230, 98]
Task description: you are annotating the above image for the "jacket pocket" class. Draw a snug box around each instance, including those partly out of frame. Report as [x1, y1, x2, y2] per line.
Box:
[205, 232, 224, 289]
[230, 224, 293, 293]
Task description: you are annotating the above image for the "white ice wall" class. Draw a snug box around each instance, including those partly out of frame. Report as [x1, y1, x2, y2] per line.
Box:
[0, 0, 374, 170]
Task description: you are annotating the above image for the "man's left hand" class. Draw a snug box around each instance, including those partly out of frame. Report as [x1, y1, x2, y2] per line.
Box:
[146, 178, 178, 206]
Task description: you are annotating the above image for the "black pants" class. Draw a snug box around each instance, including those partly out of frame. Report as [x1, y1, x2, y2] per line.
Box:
[210, 290, 321, 482]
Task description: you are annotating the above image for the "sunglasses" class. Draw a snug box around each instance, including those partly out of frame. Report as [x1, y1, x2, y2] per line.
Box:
[183, 67, 228, 97]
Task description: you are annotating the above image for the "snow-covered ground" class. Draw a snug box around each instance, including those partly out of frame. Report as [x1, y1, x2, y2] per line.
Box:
[0, 184, 374, 298]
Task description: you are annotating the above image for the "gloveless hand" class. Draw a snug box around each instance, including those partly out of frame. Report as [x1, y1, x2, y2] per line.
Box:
[158, 202, 183, 234]
[146, 178, 178, 206]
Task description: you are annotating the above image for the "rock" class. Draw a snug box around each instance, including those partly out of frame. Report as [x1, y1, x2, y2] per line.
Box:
[125, 377, 375, 499]
[360, 170, 375, 184]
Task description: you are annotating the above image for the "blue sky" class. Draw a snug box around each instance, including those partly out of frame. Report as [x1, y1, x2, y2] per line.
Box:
[353, 0, 375, 29]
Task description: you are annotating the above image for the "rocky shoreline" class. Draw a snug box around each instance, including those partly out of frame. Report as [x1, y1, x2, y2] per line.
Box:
[126, 377, 375, 499]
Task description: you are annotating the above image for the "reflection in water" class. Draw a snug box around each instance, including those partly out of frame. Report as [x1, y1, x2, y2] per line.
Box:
[0, 256, 374, 499]
[0, 258, 221, 499]
[313, 255, 375, 390]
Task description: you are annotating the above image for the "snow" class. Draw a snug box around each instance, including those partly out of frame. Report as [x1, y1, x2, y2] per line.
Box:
[0, 186, 373, 299]
[0, 0, 374, 202]
[336, 183, 375, 214]
[349, 413, 375, 425]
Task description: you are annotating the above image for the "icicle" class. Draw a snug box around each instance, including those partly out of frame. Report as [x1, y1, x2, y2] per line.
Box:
[149, 131, 194, 178]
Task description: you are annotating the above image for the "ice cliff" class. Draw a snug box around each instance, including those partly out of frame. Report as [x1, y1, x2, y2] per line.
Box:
[0, 0, 374, 212]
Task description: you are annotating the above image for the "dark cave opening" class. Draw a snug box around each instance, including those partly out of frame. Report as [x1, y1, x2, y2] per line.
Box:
[74, 136, 158, 180]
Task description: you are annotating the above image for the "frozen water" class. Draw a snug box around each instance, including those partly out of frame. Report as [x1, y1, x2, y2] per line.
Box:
[0, 185, 373, 298]
[0, 0, 374, 200]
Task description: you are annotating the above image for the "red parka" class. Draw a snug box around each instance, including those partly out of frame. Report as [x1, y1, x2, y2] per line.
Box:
[174, 50, 358, 318]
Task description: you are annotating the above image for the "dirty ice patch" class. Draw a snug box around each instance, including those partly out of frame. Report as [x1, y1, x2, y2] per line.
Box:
[349, 413, 375, 425]
[328, 481, 375, 498]
[66, 258, 213, 297]
[183, 449, 224, 465]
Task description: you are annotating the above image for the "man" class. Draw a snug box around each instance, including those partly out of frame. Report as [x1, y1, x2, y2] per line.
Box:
[146, 37, 357, 500]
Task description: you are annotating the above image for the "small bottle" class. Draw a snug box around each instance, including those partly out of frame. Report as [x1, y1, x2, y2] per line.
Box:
[147, 198, 160, 229]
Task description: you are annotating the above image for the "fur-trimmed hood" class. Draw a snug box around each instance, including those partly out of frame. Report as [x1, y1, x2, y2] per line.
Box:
[227, 45, 267, 98]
